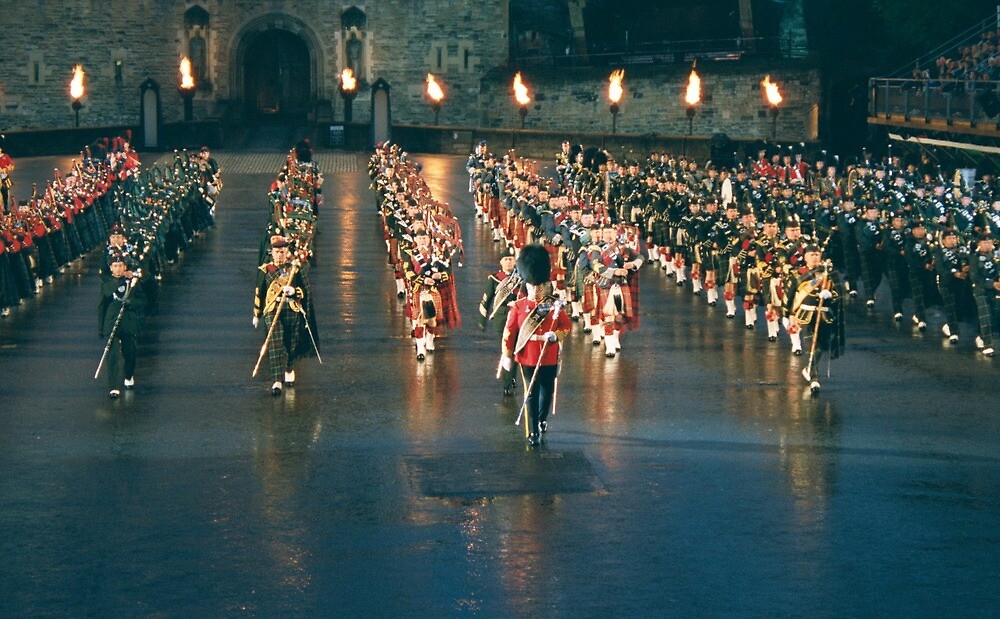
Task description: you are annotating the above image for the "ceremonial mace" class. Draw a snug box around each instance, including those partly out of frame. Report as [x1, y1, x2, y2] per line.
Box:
[94, 274, 141, 379]
[252, 261, 300, 377]
[514, 301, 563, 435]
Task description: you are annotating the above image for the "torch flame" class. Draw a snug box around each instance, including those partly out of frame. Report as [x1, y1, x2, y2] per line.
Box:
[426, 73, 444, 102]
[608, 69, 625, 104]
[762, 74, 782, 106]
[70, 65, 85, 100]
[341, 68, 357, 92]
[179, 56, 195, 90]
[513, 72, 531, 106]
[685, 69, 701, 106]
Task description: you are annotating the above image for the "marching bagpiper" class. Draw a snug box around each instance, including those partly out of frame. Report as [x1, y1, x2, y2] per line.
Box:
[97, 251, 145, 398]
[252, 237, 320, 395]
[786, 244, 846, 393]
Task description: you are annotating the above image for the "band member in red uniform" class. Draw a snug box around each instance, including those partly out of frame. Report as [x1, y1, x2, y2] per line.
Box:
[0, 137, 14, 212]
[501, 245, 572, 446]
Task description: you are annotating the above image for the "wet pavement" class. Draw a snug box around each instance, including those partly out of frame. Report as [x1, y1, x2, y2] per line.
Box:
[1, 152, 999, 616]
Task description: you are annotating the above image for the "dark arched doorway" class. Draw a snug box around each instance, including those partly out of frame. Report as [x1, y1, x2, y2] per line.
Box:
[243, 30, 310, 116]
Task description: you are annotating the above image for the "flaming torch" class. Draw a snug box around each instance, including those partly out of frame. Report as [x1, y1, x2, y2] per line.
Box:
[683, 65, 701, 155]
[340, 68, 358, 123]
[762, 74, 782, 139]
[513, 72, 531, 129]
[426, 73, 444, 125]
[179, 56, 196, 122]
[70, 65, 85, 127]
[608, 69, 625, 134]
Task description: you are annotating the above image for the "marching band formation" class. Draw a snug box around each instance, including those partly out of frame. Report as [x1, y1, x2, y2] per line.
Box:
[5, 131, 999, 446]
[467, 139, 1000, 406]
[95, 144, 220, 397]
[370, 143, 464, 361]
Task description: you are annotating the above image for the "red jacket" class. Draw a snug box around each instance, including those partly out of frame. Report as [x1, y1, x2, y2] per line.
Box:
[503, 297, 572, 367]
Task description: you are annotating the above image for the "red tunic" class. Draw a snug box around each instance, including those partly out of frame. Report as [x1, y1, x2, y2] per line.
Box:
[503, 298, 572, 367]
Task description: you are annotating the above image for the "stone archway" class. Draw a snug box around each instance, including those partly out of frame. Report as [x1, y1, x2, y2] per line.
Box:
[243, 30, 310, 115]
[230, 13, 324, 117]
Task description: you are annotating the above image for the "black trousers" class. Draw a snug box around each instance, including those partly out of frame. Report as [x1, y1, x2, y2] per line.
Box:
[107, 331, 138, 389]
[524, 364, 558, 433]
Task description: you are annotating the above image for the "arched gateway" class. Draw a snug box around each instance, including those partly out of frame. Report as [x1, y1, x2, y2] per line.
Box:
[230, 14, 324, 117]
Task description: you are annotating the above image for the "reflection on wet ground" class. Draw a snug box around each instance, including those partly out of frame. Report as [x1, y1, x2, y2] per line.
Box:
[0, 153, 998, 615]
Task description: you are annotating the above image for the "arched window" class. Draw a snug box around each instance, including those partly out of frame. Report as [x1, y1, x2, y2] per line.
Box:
[184, 5, 210, 29]
[184, 6, 211, 90]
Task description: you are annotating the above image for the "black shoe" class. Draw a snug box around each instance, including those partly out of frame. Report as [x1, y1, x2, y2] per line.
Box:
[793, 349, 803, 356]
[503, 386, 514, 396]
[271, 382, 282, 396]
[606, 351, 616, 358]
[583, 327, 592, 334]
[571, 315, 580, 322]
[768, 335, 777, 342]
[539, 421, 547, 433]
[416, 353, 426, 361]
[746, 324, 754, 330]
[397, 291, 405, 299]
[109, 389, 121, 399]
[527, 433, 538, 446]
[708, 301, 717, 306]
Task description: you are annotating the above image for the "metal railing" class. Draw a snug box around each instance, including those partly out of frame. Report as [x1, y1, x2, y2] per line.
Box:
[888, 9, 1000, 78]
[868, 77, 1000, 128]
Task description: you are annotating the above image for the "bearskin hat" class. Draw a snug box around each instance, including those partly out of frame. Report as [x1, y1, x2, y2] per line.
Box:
[516, 244, 551, 285]
[295, 140, 312, 163]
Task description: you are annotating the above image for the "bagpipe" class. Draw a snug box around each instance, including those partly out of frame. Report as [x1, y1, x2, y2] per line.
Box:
[264, 149, 321, 263]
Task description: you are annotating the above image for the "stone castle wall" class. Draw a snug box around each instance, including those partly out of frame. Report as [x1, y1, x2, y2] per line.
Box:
[0, 2, 821, 143]
[479, 62, 821, 142]
[0, 0, 509, 130]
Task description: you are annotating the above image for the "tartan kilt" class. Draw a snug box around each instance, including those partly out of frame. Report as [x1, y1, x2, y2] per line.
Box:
[703, 250, 723, 273]
[738, 264, 761, 296]
[387, 237, 400, 266]
[503, 209, 516, 240]
[651, 219, 671, 247]
[513, 219, 528, 248]
[765, 276, 784, 307]
[436, 280, 461, 329]
[546, 245, 566, 290]
[723, 256, 740, 284]
[582, 281, 599, 312]
[551, 267, 567, 290]
[488, 197, 502, 226]
[405, 287, 433, 322]
[597, 282, 640, 330]
[690, 243, 704, 265]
